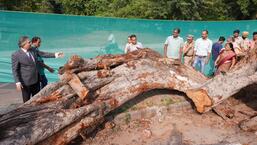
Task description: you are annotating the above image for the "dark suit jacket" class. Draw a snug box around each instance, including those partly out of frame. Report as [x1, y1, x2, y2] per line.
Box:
[30, 46, 56, 58]
[11, 49, 39, 86]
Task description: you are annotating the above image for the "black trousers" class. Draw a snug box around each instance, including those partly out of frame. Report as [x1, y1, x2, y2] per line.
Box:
[21, 82, 40, 103]
[40, 74, 48, 89]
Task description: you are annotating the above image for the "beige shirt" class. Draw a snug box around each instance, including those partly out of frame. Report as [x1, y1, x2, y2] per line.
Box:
[240, 38, 251, 51]
[183, 41, 194, 56]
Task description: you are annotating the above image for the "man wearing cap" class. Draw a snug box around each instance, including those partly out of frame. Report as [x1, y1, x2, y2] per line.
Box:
[240, 31, 251, 52]
[164, 28, 184, 62]
[193, 30, 213, 74]
[182, 34, 194, 66]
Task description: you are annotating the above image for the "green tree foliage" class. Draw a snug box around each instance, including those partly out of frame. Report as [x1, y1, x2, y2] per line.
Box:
[1, 0, 256, 20]
[225, 0, 257, 19]
[59, 0, 110, 15]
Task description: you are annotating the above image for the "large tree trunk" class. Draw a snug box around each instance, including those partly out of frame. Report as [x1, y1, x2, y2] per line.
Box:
[186, 44, 257, 113]
[0, 46, 256, 145]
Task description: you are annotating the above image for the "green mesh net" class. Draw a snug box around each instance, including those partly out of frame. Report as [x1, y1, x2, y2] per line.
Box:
[0, 11, 256, 82]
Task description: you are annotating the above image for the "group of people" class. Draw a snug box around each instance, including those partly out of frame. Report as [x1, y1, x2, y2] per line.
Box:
[11, 36, 64, 102]
[12, 29, 256, 103]
[124, 29, 257, 76]
[213, 30, 256, 75]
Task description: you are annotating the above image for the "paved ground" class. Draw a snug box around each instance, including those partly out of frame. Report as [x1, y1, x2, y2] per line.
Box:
[0, 83, 22, 114]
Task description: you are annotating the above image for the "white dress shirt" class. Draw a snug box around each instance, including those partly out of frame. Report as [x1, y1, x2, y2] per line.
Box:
[194, 38, 212, 56]
[124, 42, 143, 53]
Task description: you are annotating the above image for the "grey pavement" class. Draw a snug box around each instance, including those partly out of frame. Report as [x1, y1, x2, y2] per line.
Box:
[0, 83, 23, 114]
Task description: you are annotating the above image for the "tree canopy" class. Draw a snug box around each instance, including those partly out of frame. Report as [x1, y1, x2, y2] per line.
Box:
[1, 0, 257, 20]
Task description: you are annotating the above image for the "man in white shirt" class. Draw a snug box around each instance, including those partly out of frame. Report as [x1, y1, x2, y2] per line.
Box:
[124, 34, 143, 53]
[233, 29, 243, 47]
[193, 30, 213, 74]
[124, 35, 132, 53]
[164, 28, 184, 62]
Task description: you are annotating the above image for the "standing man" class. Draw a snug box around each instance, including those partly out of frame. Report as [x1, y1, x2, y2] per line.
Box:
[12, 36, 40, 102]
[31, 36, 64, 89]
[164, 28, 184, 62]
[124, 35, 132, 53]
[240, 31, 251, 52]
[233, 29, 242, 47]
[212, 36, 225, 62]
[124, 34, 143, 53]
[232, 29, 243, 55]
[182, 34, 194, 66]
[193, 30, 213, 74]
[211, 36, 225, 75]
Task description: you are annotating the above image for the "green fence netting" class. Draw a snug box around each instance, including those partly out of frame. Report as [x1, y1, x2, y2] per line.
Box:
[0, 11, 256, 82]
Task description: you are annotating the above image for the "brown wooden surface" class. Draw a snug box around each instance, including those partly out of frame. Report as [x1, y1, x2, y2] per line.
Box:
[0, 47, 256, 145]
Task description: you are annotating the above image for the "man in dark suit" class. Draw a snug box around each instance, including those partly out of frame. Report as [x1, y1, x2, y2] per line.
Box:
[12, 36, 40, 102]
[30, 36, 64, 89]
[12, 36, 64, 102]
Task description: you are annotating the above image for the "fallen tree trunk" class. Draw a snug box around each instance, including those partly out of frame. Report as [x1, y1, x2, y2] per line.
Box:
[186, 44, 257, 113]
[186, 63, 257, 113]
[0, 46, 256, 144]
[0, 49, 207, 145]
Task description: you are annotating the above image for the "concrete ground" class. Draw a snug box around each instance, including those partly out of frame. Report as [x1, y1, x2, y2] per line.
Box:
[0, 83, 23, 114]
[0, 83, 256, 145]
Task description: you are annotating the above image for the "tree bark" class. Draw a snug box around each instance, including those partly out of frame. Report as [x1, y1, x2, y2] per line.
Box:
[0, 46, 256, 145]
[186, 44, 257, 113]
[239, 115, 257, 132]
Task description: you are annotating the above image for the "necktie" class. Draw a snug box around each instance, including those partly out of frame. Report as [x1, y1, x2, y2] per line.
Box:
[28, 52, 35, 62]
